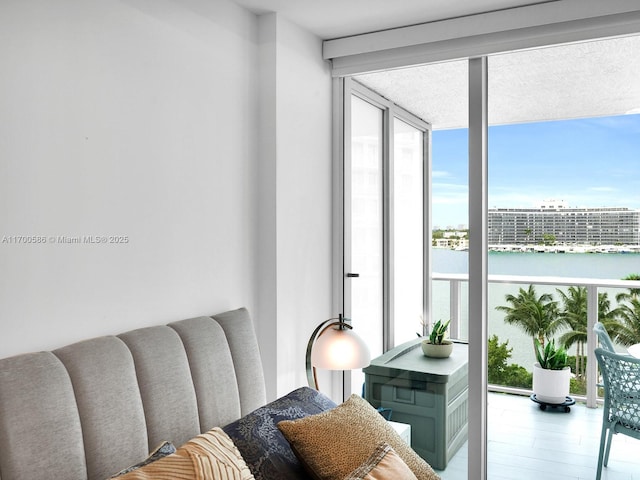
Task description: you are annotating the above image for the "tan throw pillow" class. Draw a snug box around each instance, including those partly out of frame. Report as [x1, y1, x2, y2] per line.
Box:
[344, 443, 418, 480]
[278, 394, 439, 480]
[115, 427, 255, 480]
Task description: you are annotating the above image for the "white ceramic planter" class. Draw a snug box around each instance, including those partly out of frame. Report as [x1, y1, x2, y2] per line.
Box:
[532, 362, 571, 404]
[421, 340, 453, 358]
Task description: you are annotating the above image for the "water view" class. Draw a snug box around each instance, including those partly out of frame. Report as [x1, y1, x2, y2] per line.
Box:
[434, 248, 640, 279]
[432, 249, 640, 368]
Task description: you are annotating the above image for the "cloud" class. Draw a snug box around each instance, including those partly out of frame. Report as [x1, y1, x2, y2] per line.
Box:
[432, 170, 451, 178]
[585, 114, 640, 133]
[432, 181, 467, 205]
[433, 182, 466, 191]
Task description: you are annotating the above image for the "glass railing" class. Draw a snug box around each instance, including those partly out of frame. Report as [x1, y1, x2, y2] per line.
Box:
[430, 272, 640, 407]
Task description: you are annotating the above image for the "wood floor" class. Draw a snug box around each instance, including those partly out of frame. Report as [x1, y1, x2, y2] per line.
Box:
[436, 392, 640, 480]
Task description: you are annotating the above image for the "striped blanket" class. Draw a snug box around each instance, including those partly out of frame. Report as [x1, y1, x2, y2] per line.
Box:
[118, 427, 255, 480]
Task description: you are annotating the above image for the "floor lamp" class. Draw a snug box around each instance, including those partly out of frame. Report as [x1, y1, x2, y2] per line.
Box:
[306, 314, 371, 392]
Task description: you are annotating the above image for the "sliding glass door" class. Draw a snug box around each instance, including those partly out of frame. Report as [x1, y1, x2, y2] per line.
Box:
[343, 80, 430, 395]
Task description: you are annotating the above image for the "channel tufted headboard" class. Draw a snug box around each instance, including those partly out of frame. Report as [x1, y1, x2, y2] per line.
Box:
[0, 307, 266, 480]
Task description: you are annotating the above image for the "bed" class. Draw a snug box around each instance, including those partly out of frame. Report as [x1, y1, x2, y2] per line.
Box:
[0, 307, 439, 480]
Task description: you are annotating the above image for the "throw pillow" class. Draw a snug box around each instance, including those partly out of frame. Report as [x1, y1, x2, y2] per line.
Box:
[344, 443, 418, 480]
[110, 441, 176, 477]
[223, 386, 336, 480]
[277, 394, 439, 480]
[115, 427, 254, 480]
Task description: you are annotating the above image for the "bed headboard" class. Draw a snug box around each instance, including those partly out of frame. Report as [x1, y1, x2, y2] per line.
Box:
[0, 307, 266, 480]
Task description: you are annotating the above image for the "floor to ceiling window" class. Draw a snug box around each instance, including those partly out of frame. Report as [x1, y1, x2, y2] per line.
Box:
[329, 10, 640, 479]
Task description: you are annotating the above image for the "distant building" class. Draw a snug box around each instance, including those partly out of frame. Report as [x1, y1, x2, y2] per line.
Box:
[434, 237, 469, 249]
[443, 230, 467, 239]
[488, 201, 640, 246]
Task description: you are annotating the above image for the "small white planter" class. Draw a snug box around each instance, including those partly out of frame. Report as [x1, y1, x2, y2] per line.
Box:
[421, 340, 453, 358]
[532, 362, 571, 404]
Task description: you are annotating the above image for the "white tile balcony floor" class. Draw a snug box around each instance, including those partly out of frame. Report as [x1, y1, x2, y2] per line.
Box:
[436, 392, 640, 480]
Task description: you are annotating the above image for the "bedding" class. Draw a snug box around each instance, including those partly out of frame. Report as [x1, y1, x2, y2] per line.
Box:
[110, 442, 177, 477]
[110, 389, 436, 480]
[114, 427, 254, 480]
[223, 386, 336, 480]
[277, 394, 440, 480]
[344, 443, 419, 480]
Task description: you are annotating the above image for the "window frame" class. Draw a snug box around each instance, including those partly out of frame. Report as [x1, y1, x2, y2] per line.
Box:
[336, 78, 431, 395]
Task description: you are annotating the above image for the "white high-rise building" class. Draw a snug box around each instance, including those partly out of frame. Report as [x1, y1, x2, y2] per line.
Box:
[488, 202, 640, 246]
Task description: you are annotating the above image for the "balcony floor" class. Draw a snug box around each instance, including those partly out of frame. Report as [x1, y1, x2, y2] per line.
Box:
[436, 392, 640, 480]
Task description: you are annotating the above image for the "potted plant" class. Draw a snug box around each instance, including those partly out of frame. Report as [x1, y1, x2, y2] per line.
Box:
[532, 338, 571, 404]
[421, 319, 453, 358]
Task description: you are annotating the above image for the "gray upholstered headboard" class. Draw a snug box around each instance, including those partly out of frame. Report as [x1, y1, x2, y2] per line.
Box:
[0, 307, 266, 480]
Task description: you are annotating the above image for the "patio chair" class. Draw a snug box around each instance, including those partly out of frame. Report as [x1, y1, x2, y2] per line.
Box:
[594, 322, 617, 352]
[593, 347, 640, 480]
[593, 323, 622, 389]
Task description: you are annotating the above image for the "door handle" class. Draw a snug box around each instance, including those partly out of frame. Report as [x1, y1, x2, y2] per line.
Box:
[346, 273, 360, 278]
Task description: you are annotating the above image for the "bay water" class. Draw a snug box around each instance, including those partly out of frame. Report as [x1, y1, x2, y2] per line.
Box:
[432, 249, 640, 369]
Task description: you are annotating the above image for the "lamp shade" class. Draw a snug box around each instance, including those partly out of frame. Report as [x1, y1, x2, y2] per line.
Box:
[311, 325, 371, 370]
[306, 316, 371, 390]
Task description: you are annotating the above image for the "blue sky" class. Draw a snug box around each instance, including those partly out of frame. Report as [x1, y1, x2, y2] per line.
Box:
[431, 114, 640, 229]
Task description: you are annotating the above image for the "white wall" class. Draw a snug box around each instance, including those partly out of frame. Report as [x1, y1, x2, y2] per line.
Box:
[0, 0, 335, 402]
[256, 14, 334, 400]
[0, 0, 261, 357]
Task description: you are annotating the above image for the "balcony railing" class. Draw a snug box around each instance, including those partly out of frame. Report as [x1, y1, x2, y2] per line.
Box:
[432, 272, 640, 408]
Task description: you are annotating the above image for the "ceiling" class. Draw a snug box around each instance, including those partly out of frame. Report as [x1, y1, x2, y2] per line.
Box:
[231, 0, 640, 128]
[356, 34, 640, 129]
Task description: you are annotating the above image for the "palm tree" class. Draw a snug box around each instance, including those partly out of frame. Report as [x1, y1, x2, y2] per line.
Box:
[496, 285, 562, 357]
[615, 273, 640, 303]
[612, 297, 640, 346]
[556, 286, 614, 378]
[556, 286, 586, 378]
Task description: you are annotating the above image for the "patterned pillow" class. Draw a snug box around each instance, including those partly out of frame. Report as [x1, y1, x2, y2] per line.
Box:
[223, 386, 337, 480]
[114, 427, 254, 480]
[344, 443, 418, 480]
[110, 441, 176, 477]
[277, 394, 440, 480]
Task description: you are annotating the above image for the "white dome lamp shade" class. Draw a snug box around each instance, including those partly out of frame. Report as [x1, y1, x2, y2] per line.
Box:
[306, 314, 371, 391]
